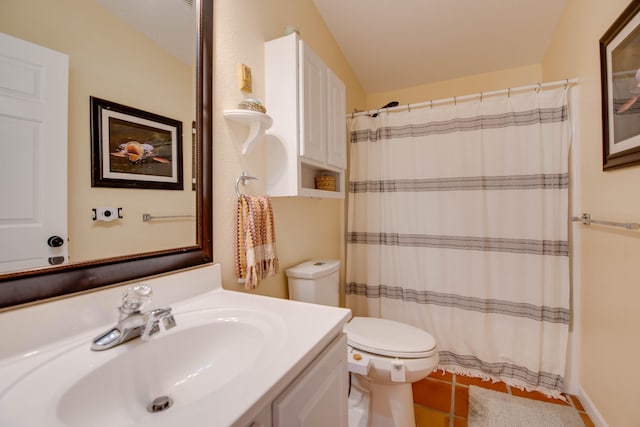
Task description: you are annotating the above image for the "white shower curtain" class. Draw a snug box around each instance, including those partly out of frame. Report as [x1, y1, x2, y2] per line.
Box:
[345, 87, 571, 398]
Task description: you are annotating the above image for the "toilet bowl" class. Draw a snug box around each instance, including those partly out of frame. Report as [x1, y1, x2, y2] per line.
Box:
[286, 260, 439, 427]
[345, 316, 438, 427]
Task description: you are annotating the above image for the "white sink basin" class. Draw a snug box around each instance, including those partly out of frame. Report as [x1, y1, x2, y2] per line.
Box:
[0, 307, 285, 427]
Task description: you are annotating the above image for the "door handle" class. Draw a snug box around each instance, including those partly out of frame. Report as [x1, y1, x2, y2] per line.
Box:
[47, 236, 65, 247]
[48, 256, 65, 265]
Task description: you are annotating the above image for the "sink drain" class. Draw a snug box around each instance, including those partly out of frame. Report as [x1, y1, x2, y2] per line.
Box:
[147, 396, 174, 413]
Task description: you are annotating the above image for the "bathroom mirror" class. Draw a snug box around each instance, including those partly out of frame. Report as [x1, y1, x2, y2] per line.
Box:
[0, 0, 213, 308]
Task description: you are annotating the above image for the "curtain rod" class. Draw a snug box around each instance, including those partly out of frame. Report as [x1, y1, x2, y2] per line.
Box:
[349, 78, 578, 118]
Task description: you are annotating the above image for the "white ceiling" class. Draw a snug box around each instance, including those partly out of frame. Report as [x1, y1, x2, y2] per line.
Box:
[312, 0, 567, 94]
[94, 0, 195, 65]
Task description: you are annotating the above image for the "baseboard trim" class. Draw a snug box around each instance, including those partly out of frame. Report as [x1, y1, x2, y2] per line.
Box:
[578, 386, 608, 427]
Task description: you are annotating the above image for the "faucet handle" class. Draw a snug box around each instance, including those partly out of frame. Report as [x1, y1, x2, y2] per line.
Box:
[141, 307, 175, 341]
[120, 284, 153, 314]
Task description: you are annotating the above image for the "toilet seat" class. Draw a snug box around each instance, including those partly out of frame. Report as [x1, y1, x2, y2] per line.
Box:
[344, 317, 437, 359]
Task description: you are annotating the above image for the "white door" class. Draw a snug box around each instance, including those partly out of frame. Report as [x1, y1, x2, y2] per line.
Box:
[0, 32, 69, 273]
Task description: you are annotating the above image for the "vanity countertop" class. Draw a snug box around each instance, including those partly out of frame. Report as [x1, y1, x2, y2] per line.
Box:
[0, 264, 352, 427]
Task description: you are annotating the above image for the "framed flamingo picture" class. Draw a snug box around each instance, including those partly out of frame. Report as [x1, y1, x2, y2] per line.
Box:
[600, 0, 640, 170]
[90, 97, 183, 189]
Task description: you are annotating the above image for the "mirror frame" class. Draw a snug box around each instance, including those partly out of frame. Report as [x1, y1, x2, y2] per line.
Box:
[0, 0, 213, 309]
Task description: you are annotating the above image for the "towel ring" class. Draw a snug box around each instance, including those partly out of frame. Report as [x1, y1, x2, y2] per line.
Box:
[235, 172, 258, 197]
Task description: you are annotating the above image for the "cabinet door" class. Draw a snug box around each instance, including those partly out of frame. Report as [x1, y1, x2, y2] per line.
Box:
[326, 68, 346, 169]
[299, 41, 326, 164]
[272, 334, 348, 427]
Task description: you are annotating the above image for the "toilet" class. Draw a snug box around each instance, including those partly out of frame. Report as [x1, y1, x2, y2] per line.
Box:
[286, 260, 439, 427]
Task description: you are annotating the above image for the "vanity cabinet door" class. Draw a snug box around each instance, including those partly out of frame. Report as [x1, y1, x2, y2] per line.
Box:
[247, 404, 271, 427]
[272, 334, 348, 427]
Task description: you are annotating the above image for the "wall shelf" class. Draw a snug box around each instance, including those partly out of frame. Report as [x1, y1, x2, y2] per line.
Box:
[223, 109, 273, 155]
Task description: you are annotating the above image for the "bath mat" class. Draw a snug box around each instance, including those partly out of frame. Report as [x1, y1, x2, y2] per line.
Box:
[468, 386, 584, 427]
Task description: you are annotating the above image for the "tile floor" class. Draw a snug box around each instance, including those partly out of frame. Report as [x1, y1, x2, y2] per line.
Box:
[412, 370, 595, 427]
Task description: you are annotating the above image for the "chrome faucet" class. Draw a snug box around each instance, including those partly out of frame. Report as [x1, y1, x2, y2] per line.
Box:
[91, 284, 176, 351]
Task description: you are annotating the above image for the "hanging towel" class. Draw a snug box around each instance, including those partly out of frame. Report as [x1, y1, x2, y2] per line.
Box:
[235, 194, 279, 289]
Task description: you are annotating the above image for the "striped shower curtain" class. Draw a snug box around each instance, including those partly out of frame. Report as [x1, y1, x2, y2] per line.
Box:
[345, 87, 571, 398]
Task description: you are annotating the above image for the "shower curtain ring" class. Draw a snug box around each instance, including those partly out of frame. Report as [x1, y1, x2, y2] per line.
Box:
[454, 96, 457, 106]
[480, 92, 483, 102]
[564, 78, 569, 89]
[507, 88, 511, 98]
[536, 83, 541, 93]
[407, 103, 411, 112]
[430, 100, 433, 109]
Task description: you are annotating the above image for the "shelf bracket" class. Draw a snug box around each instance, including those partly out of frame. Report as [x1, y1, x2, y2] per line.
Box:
[223, 109, 273, 155]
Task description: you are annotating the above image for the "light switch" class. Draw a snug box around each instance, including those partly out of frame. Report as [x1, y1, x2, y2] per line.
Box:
[239, 63, 252, 92]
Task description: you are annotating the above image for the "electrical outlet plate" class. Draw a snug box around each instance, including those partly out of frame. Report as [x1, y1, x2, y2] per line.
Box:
[239, 63, 252, 92]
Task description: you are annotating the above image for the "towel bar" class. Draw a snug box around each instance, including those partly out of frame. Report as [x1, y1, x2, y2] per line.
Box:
[571, 213, 640, 230]
[142, 214, 195, 222]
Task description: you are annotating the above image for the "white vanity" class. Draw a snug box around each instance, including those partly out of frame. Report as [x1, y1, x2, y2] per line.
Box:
[0, 264, 351, 426]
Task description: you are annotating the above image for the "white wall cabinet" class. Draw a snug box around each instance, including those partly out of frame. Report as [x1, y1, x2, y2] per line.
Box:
[265, 33, 346, 199]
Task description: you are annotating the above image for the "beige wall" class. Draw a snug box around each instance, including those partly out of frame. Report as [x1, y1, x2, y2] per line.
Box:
[366, 64, 542, 109]
[213, 0, 366, 298]
[1, 0, 195, 263]
[543, 0, 640, 425]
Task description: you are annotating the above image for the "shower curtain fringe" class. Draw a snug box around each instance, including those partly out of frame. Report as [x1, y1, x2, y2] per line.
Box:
[349, 78, 578, 118]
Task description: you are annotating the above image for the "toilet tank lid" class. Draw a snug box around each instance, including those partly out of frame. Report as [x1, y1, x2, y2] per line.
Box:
[285, 259, 340, 279]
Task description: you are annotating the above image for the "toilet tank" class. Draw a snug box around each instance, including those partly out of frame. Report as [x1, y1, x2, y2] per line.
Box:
[285, 259, 340, 307]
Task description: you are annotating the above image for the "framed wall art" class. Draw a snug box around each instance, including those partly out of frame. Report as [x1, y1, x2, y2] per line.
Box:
[90, 96, 183, 189]
[600, 0, 640, 169]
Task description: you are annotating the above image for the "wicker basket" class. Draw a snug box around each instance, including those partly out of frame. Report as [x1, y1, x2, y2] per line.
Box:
[315, 175, 336, 191]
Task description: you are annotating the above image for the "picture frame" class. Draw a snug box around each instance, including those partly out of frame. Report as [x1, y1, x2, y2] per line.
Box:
[600, 0, 640, 170]
[90, 96, 183, 189]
